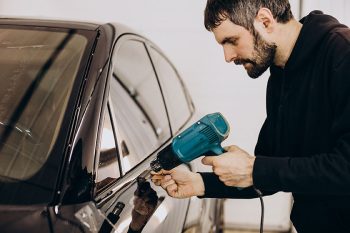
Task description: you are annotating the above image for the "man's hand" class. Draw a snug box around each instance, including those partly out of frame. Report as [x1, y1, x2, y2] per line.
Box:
[151, 166, 205, 198]
[202, 145, 255, 188]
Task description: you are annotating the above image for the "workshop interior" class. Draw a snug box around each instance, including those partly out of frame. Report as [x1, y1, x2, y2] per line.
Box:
[0, 0, 349, 233]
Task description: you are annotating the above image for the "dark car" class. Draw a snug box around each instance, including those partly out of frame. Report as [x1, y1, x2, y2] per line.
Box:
[0, 18, 223, 233]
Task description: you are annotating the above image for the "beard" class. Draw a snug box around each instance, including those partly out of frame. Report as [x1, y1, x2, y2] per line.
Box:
[235, 30, 277, 79]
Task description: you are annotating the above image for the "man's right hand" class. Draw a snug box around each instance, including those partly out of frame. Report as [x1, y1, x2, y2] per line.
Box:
[151, 166, 205, 198]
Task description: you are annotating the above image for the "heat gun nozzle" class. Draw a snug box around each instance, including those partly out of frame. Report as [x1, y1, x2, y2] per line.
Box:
[150, 158, 162, 172]
[150, 144, 183, 172]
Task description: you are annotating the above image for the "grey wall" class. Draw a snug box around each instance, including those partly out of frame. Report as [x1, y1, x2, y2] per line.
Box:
[301, 0, 350, 25]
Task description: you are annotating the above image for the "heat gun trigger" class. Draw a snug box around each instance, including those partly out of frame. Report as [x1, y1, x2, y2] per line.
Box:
[204, 146, 226, 156]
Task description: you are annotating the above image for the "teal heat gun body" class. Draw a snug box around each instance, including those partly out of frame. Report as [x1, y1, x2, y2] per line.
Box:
[150, 112, 230, 172]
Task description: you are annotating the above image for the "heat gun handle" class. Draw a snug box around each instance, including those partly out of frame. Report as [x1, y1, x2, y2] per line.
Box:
[210, 146, 244, 191]
[211, 145, 226, 155]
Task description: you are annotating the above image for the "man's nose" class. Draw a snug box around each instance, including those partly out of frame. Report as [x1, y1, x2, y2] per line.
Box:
[223, 47, 237, 63]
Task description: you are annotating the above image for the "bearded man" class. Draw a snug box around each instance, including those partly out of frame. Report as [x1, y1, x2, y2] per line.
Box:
[152, 1, 350, 232]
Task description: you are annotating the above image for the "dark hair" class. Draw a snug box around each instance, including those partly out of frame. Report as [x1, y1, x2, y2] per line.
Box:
[204, 0, 293, 31]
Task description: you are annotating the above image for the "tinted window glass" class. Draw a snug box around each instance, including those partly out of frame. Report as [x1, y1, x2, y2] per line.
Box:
[110, 39, 170, 173]
[96, 108, 120, 191]
[0, 28, 87, 182]
[110, 78, 158, 172]
[149, 47, 191, 133]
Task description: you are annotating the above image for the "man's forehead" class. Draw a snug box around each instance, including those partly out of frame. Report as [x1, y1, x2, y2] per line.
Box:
[212, 19, 249, 43]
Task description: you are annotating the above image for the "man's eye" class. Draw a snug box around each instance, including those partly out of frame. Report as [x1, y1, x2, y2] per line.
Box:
[226, 39, 237, 46]
[230, 39, 238, 45]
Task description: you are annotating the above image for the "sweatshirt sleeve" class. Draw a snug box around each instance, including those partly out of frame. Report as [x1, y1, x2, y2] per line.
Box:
[198, 172, 275, 198]
[253, 52, 350, 194]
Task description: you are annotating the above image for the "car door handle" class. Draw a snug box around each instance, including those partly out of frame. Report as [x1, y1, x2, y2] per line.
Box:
[99, 202, 125, 233]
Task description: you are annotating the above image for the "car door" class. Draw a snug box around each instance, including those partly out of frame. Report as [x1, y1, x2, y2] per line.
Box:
[94, 35, 190, 233]
[146, 43, 220, 233]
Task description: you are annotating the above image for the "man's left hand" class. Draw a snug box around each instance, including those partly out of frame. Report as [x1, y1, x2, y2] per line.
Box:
[202, 145, 255, 188]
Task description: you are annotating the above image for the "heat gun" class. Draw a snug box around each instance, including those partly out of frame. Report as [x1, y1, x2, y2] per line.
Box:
[150, 112, 230, 172]
[149, 112, 264, 233]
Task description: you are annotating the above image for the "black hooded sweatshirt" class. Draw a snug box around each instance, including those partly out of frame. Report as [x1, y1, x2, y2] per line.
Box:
[199, 11, 350, 233]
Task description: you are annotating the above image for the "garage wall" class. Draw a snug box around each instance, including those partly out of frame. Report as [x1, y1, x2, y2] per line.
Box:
[301, 0, 350, 25]
[0, 0, 301, 230]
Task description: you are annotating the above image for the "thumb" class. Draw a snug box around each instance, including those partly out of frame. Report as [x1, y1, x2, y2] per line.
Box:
[202, 156, 215, 166]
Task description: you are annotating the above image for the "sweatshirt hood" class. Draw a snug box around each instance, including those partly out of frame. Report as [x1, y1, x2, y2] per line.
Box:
[284, 10, 346, 71]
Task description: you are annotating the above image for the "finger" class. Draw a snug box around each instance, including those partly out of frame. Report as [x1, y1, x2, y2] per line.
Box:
[161, 179, 175, 189]
[218, 175, 229, 182]
[160, 176, 174, 188]
[151, 178, 161, 186]
[166, 183, 178, 196]
[202, 156, 215, 165]
[154, 174, 170, 182]
[150, 170, 161, 175]
[152, 174, 170, 186]
[151, 169, 172, 175]
[161, 169, 172, 175]
[224, 145, 238, 152]
[163, 175, 172, 181]
[151, 175, 165, 186]
[212, 167, 224, 175]
[223, 181, 232, 186]
[151, 174, 163, 179]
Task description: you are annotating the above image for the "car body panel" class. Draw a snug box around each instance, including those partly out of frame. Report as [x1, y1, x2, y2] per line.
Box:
[0, 205, 51, 233]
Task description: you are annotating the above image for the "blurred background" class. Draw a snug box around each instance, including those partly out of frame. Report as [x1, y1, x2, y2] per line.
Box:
[0, 0, 348, 232]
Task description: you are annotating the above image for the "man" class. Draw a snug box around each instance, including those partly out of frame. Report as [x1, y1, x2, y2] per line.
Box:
[152, 0, 350, 232]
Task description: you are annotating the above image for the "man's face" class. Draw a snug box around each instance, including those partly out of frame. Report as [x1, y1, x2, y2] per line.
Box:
[212, 19, 276, 79]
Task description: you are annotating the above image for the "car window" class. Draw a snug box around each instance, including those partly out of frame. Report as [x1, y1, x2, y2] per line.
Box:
[96, 107, 120, 191]
[149, 47, 192, 133]
[110, 39, 170, 173]
[0, 28, 88, 183]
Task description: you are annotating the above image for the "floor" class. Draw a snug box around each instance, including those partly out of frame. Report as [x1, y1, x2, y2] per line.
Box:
[225, 229, 286, 233]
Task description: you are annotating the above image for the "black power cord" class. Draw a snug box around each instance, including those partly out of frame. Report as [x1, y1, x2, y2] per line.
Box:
[253, 186, 264, 233]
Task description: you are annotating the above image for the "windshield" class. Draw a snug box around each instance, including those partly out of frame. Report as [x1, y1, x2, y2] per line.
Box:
[0, 26, 90, 204]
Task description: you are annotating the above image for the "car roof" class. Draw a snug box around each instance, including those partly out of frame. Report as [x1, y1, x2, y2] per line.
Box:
[0, 17, 101, 31]
[0, 18, 146, 42]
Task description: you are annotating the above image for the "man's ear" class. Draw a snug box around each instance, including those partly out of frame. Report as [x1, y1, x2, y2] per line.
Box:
[253, 8, 275, 34]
